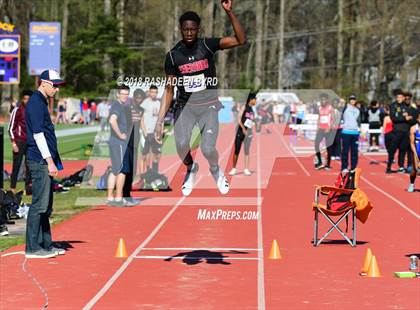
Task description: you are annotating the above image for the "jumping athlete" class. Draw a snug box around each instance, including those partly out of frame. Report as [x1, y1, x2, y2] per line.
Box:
[229, 93, 256, 176]
[408, 113, 420, 192]
[154, 0, 246, 196]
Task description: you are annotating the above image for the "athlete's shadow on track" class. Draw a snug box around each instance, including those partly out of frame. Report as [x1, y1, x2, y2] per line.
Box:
[164, 250, 248, 265]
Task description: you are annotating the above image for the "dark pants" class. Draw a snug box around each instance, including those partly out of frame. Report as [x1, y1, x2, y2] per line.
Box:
[341, 134, 359, 171]
[123, 133, 139, 198]
[10, 140, 30, 190]
[25, 160, 54, 253]
[387, 131, 409, 169]
[332, 128, 342, 157]
[314, 129, 334, 166]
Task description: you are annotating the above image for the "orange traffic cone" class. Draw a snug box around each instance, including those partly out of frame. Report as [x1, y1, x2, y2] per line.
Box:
[268, 240, 281, 259]
[115, 238, 128, 258]
[366, 255, 381, 277]
[360, 248, 373, 276]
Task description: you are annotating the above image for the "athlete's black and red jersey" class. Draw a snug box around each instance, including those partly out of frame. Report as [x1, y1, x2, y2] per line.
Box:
[164, 38, 222, 106]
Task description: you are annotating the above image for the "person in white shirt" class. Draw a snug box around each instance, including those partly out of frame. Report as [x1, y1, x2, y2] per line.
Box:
[141, 85, 162, 172]
[97, 100, 110, 132]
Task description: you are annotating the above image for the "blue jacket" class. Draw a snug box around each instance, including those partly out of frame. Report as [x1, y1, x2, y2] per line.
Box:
[25, 90, 63, 169]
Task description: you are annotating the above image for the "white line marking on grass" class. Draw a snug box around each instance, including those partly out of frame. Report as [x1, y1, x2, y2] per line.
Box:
[273, 126, 311, 177]
[360, 175, 420, 220]
[133, 256, 260, 261]
[1, 251, 25, 257]
[257, 134, 266, 310]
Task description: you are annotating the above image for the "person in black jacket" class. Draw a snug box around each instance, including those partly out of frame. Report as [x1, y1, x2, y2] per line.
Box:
[404, 91, 418, 173]
[387, 89, 412, 173]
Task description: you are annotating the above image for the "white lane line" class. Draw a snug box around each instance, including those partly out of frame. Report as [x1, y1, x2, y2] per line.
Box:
[83, 127, 234, 309]
[273, 126, 311, 177]
[142, 247, 261, 251]
[133, 256, 260, 261]
[360, 175, 420, 220]
[1, 251, 25, 257]
[257, 134, 266, 310]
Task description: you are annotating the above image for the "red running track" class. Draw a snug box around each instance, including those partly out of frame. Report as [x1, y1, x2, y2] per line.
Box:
[1, 123, 419, 309]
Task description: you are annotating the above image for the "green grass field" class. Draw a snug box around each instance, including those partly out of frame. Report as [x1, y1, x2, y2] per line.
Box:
[3, 125, 202, 162]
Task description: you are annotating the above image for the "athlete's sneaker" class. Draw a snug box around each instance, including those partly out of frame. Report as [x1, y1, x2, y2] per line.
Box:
[229, 168, 237, 176]
[49, 246, 65, 255]
[315, 163, 324, 170]
[182, 163, 199, 196]
[216, 172, 230, 195]
[323, 166, 331, 171]
[398, 167, 405, 173]
[244, 169, 252, 176]
[341, 169, 349, 174]
[123, 197, 141, 206]
[0, 225, 8, 236]
[25, 249, 57, 259]
[407, 184, 415, 193]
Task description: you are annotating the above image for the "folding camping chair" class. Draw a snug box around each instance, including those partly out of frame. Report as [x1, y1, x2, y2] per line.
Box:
[312, 168, 361, 247]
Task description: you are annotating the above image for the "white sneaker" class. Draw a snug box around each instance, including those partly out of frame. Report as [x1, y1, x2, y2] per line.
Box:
[182, 163, 199, 196]
[408, 184, 415, 193]
[341, 169, 349, 174]
[244, 169, 252, 176]
[229, 168, 237, 176]
[217, 173, 230, 195]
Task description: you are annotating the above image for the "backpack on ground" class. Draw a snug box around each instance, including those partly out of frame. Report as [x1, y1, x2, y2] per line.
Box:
[62, 164, 94, 187]
[96, 166, 112, 190]
[139, 169, 171, 192]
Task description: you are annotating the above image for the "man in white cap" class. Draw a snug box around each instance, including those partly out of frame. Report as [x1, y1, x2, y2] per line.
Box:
[24, 69, 66, 258]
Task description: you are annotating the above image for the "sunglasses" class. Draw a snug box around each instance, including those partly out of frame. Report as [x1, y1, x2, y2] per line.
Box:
[43, 80, 60, 89]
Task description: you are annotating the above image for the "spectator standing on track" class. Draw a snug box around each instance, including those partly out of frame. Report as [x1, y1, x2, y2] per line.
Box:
[229, 92, 257, 176]
[382, 105, 394, 166]
[407, 112, 420, 192]
[141, 85, 162, 173]
[8, 90, 32, 195]
[314, 93, 334, 170]
[387, 89, 412, 173]
[122, 89, 146, 205]
[25, 70, 65, 258]
[107, 85, 132, 207]
[340, 95, 361, 173]
[404, 92, 418, 173]
[368, 100, 381, 152]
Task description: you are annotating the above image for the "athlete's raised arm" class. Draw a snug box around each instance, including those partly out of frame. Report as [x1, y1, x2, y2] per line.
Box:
[219, 0, 246, 50]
